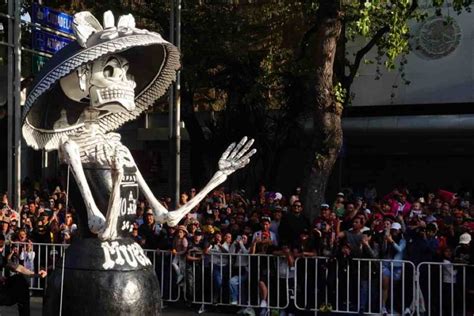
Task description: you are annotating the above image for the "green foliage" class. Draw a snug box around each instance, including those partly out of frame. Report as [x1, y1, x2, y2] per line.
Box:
[333, 82, 347, 104]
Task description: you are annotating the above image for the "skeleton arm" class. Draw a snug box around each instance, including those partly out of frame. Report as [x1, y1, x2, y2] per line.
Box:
[134, 137, 256, 226]
[59, 139, 106, 234]
[97, 162, 124, 240]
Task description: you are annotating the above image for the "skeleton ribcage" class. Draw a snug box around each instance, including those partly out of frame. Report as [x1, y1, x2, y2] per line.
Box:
[70, 131, 124, 167]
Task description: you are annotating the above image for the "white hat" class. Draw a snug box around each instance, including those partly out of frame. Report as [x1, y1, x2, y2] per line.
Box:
[459, 233, 471, 245]
[336, 192, 345, 197]
[391, 222, 402, 230]
[274, 192, 283, 201]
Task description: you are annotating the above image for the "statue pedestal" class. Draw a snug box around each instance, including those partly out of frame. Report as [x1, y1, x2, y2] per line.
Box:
[43, 238, 161, 316]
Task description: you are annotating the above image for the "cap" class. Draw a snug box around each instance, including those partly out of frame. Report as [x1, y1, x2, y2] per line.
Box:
[391, 222, 402, 230]
[459, 233, 471, 245]
[336, 192, 344, 197]
[260, 216, 271, 223]
[320, 203, 330, 209]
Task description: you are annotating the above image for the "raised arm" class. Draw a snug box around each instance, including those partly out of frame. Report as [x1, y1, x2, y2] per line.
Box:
[135, 137, 256, 226]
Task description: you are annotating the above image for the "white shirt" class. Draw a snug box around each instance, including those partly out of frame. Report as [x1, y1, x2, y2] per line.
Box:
[442, 260, 457, 284]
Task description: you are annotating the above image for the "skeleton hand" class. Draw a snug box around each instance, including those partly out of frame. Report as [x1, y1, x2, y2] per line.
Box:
[217, 137, 256, 177]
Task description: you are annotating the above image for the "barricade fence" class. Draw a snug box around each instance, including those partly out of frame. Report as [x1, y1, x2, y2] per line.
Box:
[6, 242, 473, 315]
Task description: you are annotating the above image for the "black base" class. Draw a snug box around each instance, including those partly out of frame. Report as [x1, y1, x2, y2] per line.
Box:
[43, 238, 161, 316]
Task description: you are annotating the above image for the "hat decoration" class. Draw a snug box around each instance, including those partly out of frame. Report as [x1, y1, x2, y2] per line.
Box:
[22, 10, 180, 151]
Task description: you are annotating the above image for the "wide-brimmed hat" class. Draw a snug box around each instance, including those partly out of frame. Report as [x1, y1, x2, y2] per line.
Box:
[176, 225, 189, 235]
[22, 11, 180, 151]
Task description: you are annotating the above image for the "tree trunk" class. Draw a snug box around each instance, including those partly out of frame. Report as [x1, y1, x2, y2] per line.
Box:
[302, 1, 343, 222]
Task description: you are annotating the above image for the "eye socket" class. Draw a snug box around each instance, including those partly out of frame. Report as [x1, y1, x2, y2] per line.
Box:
[103, 65, 114, 78]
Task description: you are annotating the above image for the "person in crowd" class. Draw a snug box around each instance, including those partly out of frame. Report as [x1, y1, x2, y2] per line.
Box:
[0, 234, 47, 316]
[229, 234, 250, 305]
[441, 247, 458, 316]
[333, 192, 346, 218]
[60, 212, 77, 239]
[454, 232, 471, 264]
[171, 225, 189, 285]
[273, 242, 296, 316]
[363, 182, 377, 205]
[289, 187, 301, 206]
[131, 223, 143, 245]
[31, 219, 50, 244]
[207, 232, 231, 304]
[253, 216, 278, 246]
[346, 229, 379, 314]
[19, 241, 36, 288]
[0, 216, 13, 243]
[380, 222, 406, 315]
[134, 207, 144, 227]
[278, 200, 310, 248]
[186, 229, 205, 303]
[249, 227, 275, 316]
[269, 206, 282, 240]
[138, 208, 161, 249]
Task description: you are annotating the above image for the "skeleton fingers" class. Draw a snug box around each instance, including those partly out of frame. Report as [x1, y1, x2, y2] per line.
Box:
[218, 136, 256, 176]
[141, 137, 256, 227]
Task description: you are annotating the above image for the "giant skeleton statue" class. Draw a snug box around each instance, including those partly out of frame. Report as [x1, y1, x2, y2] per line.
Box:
[22, 11, 255, 315]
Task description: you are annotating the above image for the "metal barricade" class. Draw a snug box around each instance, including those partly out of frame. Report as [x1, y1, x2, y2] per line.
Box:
[10, 241, 68, 291]
[7, 242, 181, 302]
[8, 241, 471, 314]
[186, 252, 290, 310]
[294, 257, 416, 315]
[416, 261, 474, 316]
[144, 248, 181, 302]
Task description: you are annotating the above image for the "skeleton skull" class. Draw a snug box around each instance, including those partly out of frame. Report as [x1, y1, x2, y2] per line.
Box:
[60, 54, 136, 113]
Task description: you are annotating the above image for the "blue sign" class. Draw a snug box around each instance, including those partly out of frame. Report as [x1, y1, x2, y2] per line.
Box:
[32, 29, 73, 54]
[32, 3, 74, 35]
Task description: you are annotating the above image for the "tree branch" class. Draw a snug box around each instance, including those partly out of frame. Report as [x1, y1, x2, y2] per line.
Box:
[347, 25, 389, 85]
[297, 23, 318, 61]
[345, 0, 419, 87]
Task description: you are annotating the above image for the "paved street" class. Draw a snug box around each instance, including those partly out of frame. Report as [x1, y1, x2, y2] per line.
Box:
[0, 297, 236, 315]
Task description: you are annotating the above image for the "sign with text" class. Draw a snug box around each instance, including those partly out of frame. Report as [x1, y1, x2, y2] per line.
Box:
[31, 3, 74, 35]
[32, 29, 72, 55]
[117, 166, 139, 238]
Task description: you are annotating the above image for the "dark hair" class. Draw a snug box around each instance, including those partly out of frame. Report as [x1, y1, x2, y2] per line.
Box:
[0, 234, 4, 241]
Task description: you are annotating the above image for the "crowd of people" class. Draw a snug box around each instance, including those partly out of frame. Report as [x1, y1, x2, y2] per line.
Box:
[0, 185, 76, 247]
[1, 180, 473, 315]
[131, 185, 473, 316]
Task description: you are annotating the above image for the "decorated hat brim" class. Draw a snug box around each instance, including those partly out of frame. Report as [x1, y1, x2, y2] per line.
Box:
[22, 31, 180, 151]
